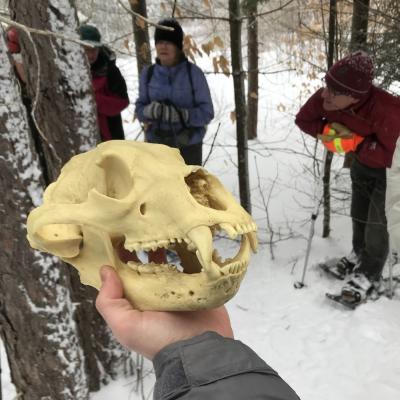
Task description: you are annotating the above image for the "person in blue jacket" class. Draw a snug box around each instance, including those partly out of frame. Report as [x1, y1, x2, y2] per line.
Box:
[135, 18, 214, 166]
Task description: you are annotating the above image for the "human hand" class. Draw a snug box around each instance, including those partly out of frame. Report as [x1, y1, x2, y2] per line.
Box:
[95, 265, 233, 360]
[330, 122, 353, 138]
[162, 104, 189, 124]
[143, 101, 162, 120]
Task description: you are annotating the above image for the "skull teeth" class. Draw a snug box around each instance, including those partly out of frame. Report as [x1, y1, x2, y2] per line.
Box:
[220, 223, 238, 239]
[126, 262, 178, 274]
[221, 260, 246, 275]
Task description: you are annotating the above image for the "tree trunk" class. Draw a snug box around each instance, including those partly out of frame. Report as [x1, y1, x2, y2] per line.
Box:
[246, 0, 258, 140]
[5, 0, 133, 395]
[350, 0, 370, 52]
[0, 27, 89, 399]
[322, 0, 337, 238]
[229, 0, 251, 213]
[130, 0, 152, 75]
[341, 1, 370, 199]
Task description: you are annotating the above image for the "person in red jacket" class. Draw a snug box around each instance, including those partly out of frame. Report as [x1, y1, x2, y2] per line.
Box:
[295, 51, 400, 305]
[78, 24, 129, 141]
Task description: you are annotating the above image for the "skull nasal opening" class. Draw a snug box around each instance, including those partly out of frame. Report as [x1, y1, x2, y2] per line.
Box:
[98, 154, 132, 199]
[185, 170, 227, 210]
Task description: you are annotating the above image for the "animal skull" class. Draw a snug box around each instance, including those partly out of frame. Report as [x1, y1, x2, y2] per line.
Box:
[27, 141, 257, 311]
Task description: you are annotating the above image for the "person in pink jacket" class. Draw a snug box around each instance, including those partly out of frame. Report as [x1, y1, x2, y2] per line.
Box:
[79, 24, 129, 141]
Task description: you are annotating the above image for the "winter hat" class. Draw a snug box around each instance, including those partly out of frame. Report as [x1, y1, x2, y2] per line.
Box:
[6, 26, 21, 54]
[154, 18, 184, 50]
[78, 24, 102, 47]
[325, 51, 374, 98]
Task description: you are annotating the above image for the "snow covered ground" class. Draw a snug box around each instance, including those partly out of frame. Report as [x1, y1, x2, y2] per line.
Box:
[93, 51, 400, 400]
[2, 49, 400, 400]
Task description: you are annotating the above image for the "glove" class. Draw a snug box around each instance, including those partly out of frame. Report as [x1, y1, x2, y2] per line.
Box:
[317, 122, 353, 142]
[330, 122, 353, 138]
[161, 104, 189, 124]
[143, 101, 162, 120]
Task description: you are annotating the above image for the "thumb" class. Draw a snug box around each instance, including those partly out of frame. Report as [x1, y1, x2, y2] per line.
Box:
[99, 265, 123, 300]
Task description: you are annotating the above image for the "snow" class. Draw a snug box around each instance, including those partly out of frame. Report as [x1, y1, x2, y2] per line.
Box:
[87, 51, 400, 400]
[2, 32, 400, 400]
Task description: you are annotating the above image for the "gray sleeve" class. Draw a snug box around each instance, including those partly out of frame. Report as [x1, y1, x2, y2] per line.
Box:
[152, 331, 300, 400]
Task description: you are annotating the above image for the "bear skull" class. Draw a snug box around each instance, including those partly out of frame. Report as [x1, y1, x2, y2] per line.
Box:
[27, 141, 257, 311]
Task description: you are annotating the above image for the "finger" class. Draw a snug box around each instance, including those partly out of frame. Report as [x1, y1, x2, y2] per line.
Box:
[317, 134, 333, 142]
[99, 265, 123, 299]
[96, 266, 137, 323]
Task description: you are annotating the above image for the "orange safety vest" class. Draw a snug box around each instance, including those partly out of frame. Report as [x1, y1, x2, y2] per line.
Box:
[322, 123, 364, 153]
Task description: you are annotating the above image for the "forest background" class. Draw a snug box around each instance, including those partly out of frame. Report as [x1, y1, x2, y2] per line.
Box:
[0, 1, 399, 399]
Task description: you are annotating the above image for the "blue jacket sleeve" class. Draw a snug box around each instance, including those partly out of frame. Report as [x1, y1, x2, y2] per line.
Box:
[187, 66, 214, 128]
[135, 66, 150, 123]
[152, 332, 300, 400]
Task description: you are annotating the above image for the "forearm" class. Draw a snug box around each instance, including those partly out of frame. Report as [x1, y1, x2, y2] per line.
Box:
[153, 331, 300, 400]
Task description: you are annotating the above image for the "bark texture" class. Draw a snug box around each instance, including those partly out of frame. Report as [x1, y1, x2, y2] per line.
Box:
[229, 0, 251, 213]
[0, 28, 89, 399]
[246, 0, 258, 140]
[322, 0, 337, 238]
[1, 1, 134, 397]
[350, 0, 370, 52]
[130, 0, 152, 75]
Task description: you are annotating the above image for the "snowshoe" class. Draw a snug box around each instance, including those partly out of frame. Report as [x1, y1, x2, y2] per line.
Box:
[326, 273, 373, 309]
[318, 256, 356, 280]
[325, 292, 360, 310]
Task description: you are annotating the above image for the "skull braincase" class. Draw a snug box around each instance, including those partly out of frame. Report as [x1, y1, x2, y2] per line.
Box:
[27, 141, 258, 311]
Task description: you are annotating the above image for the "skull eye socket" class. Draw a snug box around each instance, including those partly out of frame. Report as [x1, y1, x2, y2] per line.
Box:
[185, 170, 227, 211]
[98, 154, 131, 199]
[139, 203, 146, 215]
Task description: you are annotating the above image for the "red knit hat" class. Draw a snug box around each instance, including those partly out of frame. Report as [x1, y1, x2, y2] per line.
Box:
[325, 51, 374, 98]
[6, 26, 21, 54]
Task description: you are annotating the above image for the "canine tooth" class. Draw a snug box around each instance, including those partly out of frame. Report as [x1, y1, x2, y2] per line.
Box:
[188, 226, 221, 279]
[248, 231, 258, 252]
[177, 238, 183, 243]
[220, 223, 237, 239]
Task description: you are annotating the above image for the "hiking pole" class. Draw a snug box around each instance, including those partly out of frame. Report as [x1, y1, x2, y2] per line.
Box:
[294, 148, 328, 289]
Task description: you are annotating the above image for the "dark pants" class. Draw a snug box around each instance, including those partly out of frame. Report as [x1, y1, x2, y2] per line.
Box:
[350, 158, 388, 280]
[179, 143, 202, 166]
